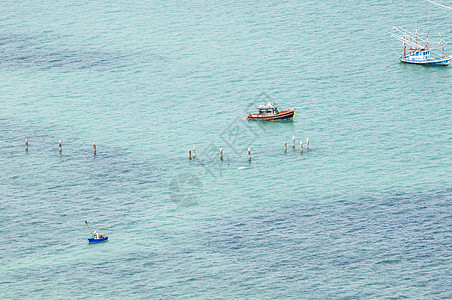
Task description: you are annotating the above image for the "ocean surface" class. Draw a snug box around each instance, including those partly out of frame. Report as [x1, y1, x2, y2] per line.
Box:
[1, 0, 451, 298]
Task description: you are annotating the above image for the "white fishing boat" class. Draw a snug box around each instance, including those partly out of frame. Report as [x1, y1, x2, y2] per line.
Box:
[391, 26, 451, 66]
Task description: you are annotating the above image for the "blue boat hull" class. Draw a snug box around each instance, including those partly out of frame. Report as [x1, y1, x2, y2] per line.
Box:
[88, 237, 108, 243]
[400, 57, 451, 66]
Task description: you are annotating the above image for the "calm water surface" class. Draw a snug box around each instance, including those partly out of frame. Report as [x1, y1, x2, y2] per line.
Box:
[0, 0, 451, 298]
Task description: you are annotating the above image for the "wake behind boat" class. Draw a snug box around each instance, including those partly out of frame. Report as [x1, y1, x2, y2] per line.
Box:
[391, 26, 451, 66]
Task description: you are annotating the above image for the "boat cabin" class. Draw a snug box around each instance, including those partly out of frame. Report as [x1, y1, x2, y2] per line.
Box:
[258, 103, 279, 115]
[407, 49, 431, 61]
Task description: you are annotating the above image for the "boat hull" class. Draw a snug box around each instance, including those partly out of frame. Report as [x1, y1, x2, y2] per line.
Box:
[247, 110, 295, 121]
[399, 57, 451, 66]
[88, 237, 108, 243]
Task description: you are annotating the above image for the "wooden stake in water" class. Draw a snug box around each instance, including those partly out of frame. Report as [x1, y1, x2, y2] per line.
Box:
[248, 148, 251, 162]
[293, 135, 295, 148]
[59, 140, 62, 153]
[284, 141, 287, 152]
[306, 138, 309, 151]
[25, 139, 28, 152]
[189, 149, 192, 160]
[300, 141, 303, 153]
[193, 146, 196, 159]
[93, 142, 97, 155]
[220, 148, 223, 161]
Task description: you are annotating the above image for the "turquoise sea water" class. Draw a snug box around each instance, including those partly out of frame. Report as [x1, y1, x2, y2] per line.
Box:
[1, 0, 451, 298]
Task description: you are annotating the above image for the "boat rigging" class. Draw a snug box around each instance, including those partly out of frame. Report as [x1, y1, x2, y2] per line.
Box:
[391, 26, 451, 66]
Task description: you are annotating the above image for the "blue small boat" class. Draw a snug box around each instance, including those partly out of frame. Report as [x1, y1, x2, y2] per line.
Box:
[88, 237, 108, 243]
[85, 221, 108, 243]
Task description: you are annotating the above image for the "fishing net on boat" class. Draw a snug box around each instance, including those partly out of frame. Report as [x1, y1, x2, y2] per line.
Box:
[99, 233, 108, 238]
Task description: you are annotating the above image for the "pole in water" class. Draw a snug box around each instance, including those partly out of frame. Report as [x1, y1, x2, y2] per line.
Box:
[284, 141, 287, 152]
[193, 146, 196, 159]
[189, 149, 192, 160]
[85, 221, 93, 235]
[25, 139, 28, 152]
[248, 148, 251, 162]
[300, 141, 303, 153]
[59, 140, 62, 153]
[306, 138, 309, 151]
[220, 148, 223, 161]
[293, 135, 295, 148]
[93, 142, 96, 155]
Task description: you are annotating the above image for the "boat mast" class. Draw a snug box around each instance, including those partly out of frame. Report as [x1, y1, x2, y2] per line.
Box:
[440, 35, 446, 58]
[403, 36, 413, 52]
[426, 27, 429, 49]
[392, 26, 426, 51]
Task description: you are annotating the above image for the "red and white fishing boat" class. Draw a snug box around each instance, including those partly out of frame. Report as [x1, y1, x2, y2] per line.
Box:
[246, 103, 295, 121]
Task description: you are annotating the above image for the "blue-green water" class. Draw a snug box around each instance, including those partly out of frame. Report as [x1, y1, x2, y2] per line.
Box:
[1, 0, 451, 298]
